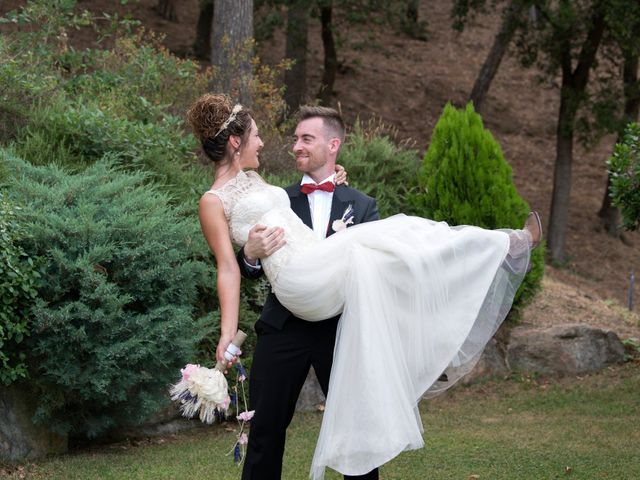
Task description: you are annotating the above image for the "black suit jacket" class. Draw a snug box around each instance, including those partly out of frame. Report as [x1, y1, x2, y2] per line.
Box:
[237, 181, 379, 329]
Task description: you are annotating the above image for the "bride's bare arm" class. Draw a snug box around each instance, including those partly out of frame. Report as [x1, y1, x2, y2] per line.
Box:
[335, 164, 348, 185]
[199, 193, 241, 368]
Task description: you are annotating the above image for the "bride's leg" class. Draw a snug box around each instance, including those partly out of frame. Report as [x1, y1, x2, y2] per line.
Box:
[503, 212, 542, 274]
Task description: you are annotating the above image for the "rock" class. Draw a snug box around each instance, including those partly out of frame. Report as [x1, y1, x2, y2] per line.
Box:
[295, 367, 325, 412]
[104, 403, 211, 442]
[462, 338, 510, 383]
[106, 417, 211, 442]
[506, 324, 626, 375]
[0, 384, 68, 463]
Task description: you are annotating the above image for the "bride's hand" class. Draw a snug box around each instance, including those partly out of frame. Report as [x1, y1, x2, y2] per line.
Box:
[335, 164, 348, 185]
[216, 333, 239, 372]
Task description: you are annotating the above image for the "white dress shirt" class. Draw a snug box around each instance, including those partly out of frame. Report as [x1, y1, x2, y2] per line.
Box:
[301, 173, 336, 240]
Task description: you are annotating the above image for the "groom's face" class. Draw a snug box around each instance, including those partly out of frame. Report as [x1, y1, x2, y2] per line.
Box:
[293, 117, 334, 180]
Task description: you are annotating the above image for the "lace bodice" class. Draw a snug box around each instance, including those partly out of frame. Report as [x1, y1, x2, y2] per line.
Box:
[205, 170, 318, 281]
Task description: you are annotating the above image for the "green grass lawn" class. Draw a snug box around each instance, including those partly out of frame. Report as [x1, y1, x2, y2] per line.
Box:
[5, 363, 639, 479]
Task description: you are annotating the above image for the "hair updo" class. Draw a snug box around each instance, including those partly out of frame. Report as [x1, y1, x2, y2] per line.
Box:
[186, 93, 252, 163]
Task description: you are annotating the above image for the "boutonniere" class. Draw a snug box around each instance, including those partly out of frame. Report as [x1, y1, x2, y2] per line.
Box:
[332, 204, 355, 232]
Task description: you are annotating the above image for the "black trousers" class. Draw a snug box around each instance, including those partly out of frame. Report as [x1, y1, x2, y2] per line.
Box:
[241, 317, 379, 480]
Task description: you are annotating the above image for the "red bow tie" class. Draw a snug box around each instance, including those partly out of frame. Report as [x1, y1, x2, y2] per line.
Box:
[300, 181, 335, 194]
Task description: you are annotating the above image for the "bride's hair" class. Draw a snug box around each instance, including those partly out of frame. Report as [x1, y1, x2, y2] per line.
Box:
[187, 93, 252, 163]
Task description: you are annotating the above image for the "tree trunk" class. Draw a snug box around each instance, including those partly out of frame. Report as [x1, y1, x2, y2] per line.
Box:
[193, 0, 214, 60]
[547, 10, 605, 263]
[599, 53, 640, 236]
[210, 0, 254, 106]
[469, 1, 521, 113]
[548, 83, 576, 263]
[406, 0, 419, 24]
[157, 0, 178, 22]
[284, 1, 309, 113]
[317, 1, 337, 106]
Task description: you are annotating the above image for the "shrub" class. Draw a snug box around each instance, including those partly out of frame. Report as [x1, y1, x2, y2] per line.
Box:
[16, 96, 202, 197]
[0, 192, 40, 385]
[410, 103, 544, 317]
[0, 1, 86, 142]
[3, 150, 213, 437]
[1, 2, 290, 205]
[608, 122, 640, 231]
[337, 121, 422, 218]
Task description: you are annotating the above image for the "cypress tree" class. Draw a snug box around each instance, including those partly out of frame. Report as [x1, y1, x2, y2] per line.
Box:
[411, 103, 544, 316]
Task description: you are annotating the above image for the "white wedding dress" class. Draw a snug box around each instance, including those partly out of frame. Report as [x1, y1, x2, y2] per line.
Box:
[207, 170, 531, 479]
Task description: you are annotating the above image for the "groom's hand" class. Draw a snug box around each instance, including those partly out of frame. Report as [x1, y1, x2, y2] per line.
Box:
[244, 224, 286, 262]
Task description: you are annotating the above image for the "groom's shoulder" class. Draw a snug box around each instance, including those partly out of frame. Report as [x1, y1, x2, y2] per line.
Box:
[336, 184, 375, 203]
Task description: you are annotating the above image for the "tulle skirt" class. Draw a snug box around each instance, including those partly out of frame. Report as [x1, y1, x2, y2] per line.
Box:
[270, 214, 530, 479]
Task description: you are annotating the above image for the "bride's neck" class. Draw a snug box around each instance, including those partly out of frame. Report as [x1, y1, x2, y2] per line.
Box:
[214, 159, 242, 183]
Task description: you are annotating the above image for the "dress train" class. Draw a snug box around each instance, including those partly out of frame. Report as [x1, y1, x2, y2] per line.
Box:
[271, 215, 530, 478]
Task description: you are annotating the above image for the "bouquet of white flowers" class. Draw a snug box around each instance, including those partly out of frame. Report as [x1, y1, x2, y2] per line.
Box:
[170, 330, 247, 424]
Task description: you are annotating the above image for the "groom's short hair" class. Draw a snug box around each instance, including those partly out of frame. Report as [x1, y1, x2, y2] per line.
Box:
[297, 106, 345, 143]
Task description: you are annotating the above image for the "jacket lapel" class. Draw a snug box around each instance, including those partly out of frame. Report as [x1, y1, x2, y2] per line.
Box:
[288, 188, 313, 229]
[327, 186, 349, 237]
[288, 183, 352, 237]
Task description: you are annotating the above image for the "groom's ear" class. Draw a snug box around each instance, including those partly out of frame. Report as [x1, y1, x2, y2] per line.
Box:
[328, 137, 341, 153]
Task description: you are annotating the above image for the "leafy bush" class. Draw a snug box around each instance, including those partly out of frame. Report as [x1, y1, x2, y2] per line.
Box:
[17, 96, 201, 195]
[0, 10, 210, 201]
[337, 121, 422, 218]
[608, 122, 640, 231]
[1, 2, 290, 205]
[410, 103, 544, 317]
[3, 150, 213, 437]
[0, 193, 40, 385]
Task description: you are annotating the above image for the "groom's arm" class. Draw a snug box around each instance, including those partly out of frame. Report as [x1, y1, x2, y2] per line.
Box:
[349, 189, 379, 224]
[361, 197, 380, 223]
[236, 225, 286, 280]
[236, 246, 264, 280]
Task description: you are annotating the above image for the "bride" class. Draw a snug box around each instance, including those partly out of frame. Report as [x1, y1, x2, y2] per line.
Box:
[191, 93, 541, 479]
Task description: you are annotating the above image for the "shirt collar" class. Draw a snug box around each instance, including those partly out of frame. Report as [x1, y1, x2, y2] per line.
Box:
[300, 173, 336, 186]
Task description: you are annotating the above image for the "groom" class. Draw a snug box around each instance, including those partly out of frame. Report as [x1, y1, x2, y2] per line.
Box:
[237, 106, 380, 480]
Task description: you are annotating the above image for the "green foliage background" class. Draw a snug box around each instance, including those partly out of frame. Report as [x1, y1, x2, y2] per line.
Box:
[0, 192, 40, 386]
[0, 0, 543, 439]
[3, 152, 214, 437]
[608, 122, 640, 231]
[410, 103, 544, 315]
[0, 1, 248, 437]
[338, 122, 421, 218]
